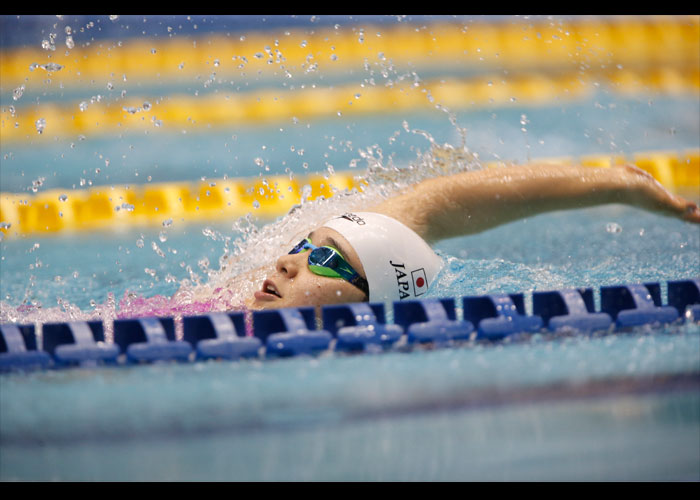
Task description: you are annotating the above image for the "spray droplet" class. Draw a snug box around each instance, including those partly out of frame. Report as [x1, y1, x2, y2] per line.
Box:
[40, 62, 63, 72]
[12, 85, 25, 101]
[35, 118, 46, 134]
[606, 222, 622, 234]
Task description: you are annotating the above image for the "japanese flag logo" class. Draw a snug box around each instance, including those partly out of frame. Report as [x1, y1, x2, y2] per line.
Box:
[411, 268, 428, 296]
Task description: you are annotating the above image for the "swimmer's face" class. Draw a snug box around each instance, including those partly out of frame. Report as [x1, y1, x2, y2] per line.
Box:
[249, 227, 368, 310]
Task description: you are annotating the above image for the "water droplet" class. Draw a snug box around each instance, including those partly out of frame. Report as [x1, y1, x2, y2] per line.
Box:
[65, 36, 74, 49]
[162, 218, 173, 227]
[40, 63, 63, 72]
[35, 118, 46, 134]
[606, 222, 622, 234]
[58, 194, 68, 202]
[12, 85, 25, 101]
[79, 101, 89, 111]
[151, 241, 165, 258]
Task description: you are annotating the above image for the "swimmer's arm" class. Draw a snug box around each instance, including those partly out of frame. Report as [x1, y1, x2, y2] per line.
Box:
[370, 163, 700, 243]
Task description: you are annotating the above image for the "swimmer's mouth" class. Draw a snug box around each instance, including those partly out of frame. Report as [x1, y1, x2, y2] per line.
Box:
[262, 280, 282, 298]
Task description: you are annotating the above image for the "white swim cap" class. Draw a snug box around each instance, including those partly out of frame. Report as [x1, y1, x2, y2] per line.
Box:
[322, 212, 442, 302]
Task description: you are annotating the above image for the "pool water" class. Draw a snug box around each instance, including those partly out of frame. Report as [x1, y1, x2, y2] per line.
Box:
[1, 173, 698, 480]
[2, 97, 698, 317]
[1, 16, 699, 481]
[1, 324, 698, 480]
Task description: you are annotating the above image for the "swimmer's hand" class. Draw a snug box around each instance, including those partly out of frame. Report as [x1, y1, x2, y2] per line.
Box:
[618, 164, 700, 223]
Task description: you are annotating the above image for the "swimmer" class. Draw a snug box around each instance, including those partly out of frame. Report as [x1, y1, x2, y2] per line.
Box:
[244, 162, 700, 310]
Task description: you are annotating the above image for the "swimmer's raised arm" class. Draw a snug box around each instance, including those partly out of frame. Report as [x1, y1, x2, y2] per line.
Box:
[370, 163, 700, 243]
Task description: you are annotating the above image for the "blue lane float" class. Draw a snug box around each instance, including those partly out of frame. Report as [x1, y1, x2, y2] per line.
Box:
[463, 293, 542, 340]
[42, 321, 120, 366]
[668, 279, 700, 322]
[113, 317, 193, 363]
[600, 283, 679, 328]
[323, 302, 403, 351]
[183, 312, 261, 360]
[254, 307, 332, 357]
[394, 298, 473, 344]
[533, 288, 613, 333]
[0, 324, 51, 371]
[1, 279, 698, 371]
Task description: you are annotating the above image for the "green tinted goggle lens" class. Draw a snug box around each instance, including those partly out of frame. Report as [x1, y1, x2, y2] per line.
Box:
[289, 238, 369, 296]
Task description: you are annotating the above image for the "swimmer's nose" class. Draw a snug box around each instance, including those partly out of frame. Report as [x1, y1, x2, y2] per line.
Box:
[275, 252, 302, 278]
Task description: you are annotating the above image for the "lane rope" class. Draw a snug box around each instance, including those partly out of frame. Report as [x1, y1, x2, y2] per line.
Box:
[1, 149, 698, 238]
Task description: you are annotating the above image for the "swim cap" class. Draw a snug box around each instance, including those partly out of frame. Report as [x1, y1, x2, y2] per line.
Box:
[322, 212, 442, 302]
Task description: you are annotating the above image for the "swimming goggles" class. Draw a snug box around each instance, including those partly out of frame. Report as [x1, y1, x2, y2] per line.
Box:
[289, 238, 369, 297]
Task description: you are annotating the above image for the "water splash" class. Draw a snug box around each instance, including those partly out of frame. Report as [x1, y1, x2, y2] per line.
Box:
[0, 32, 488, 326]
[1, 110, 487, 326]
